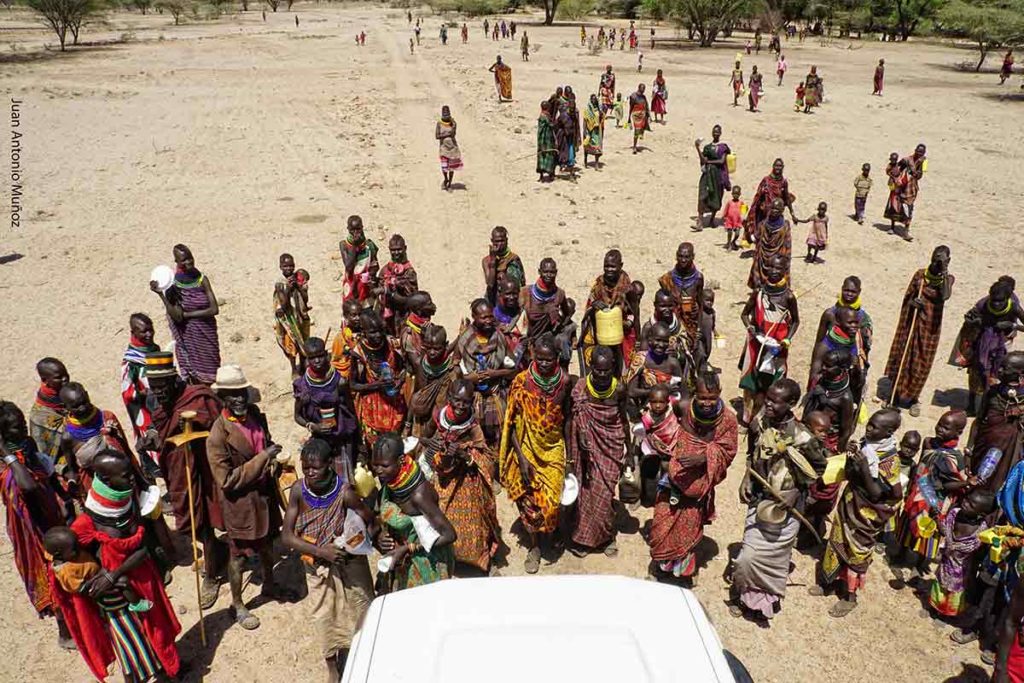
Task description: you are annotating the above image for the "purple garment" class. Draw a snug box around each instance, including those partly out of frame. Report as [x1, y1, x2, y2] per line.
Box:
[169, 279, 221, 384]
[715, 142, 732, 191]
[292, 371, 358, 444]
[972, 296, 1020, 383]
[936, 507, 984, 593]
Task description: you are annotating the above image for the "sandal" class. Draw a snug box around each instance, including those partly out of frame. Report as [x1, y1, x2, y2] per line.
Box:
[909, 403, 921, 417]
[200, 579, 221, 610]
[524, 547, 541, 574]
[807, 585, 825, 597]
[232, 606, 260, 630]
[569, 546, 589, 558]
[728, 603, 743, 618]
[950, 629, 978, 645]
[603, 541, 618, 558]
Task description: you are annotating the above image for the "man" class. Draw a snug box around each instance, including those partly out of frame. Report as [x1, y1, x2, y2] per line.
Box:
[207, 364, 292, 630]
[808, 307, 865, 405]
[812, 409, 902, 617]
[281, 439, 375, 682]
[399, 291, 437, 360]
[569, 346, 631, 557]
[500, 334, 575, 574]
[520, 30, 529, 61]
[143, 350, 226, 608]
[731, 379, 827, 621]
[29, 357, 69, 474]
[273, 253, 310, 378]
[658, 242, 704, 382]
[377, 234, 418, 335]
[293, 338, 360, 482]
[884, 246, 953, 416]
[340, 215, 379, 305]
[648, 371, 738, 581]
[519, 258, 577, 367]
[580, 249, 642, 373]
[599, 64, 616, 112]
[738, 254, 799, 426]
[482, 225, 525, 307]
[628, 83, 651, 154]
[121, 313, 161, 476]
[419, 380, 501, 574]
[455, 299, 519, 447]
[968, 351, 1024, 493]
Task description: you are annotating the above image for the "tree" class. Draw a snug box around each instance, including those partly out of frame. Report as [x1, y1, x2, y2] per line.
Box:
[643, 0, 751, 45]
[938, 0, 1024, 69]
[890, 0, 944, 39]
[264, 0, 278, 11]
[27, 0, 104, 50]
[156, 0, 190, 23]
[130, 0, 152, 12]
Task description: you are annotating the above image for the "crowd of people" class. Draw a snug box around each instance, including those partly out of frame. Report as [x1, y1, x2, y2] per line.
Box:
[3, 14, 1024, 683]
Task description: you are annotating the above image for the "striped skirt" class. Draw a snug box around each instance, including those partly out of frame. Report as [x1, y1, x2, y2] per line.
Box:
[98, 593, 161, 681]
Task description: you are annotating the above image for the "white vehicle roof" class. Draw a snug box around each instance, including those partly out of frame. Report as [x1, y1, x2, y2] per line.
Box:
[342, 574, 737, 683]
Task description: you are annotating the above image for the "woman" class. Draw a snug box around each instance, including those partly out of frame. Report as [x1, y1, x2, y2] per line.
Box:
[419, 380, 500, 573]
[648, 372, 737, 580]
[1000, 49, 1014, 84]
[349, 309, 408, 447]
[435, 105, 462, 191]
[0, 402, 67, 645]
[651, 69, 668, 123]
[805, 65, 821, 107]
[884, 246, 954, 416]
[950, 278, 1024, 416]
[748, 65, 764, 112]
[744, 158, 796, 243]
[598, 65, 615, 112]
[488, 56, 512, 102]
[53, 449, 181, 681]
[747, 198, 793, 290]
[694, 124, 731, 230]
[150, 243, 221, 385]
[281, 439, 375, 681]
[884, 144, 927, 241]
[582, 93, 605, 169]
[371, 433, 457, 590]
[628, 84, 651, 154]
[536, 100, 557, 182]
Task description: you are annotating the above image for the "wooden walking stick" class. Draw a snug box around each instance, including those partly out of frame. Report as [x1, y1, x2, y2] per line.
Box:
[745, 466, 824, 545]
[165, 410, 210, 647]
[887, 279, 926, 409]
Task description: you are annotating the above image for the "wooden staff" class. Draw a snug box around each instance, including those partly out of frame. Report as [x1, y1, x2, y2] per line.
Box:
[166, 410, 209, 647]
[745, 465, 823, 545]
[887, 278, 926, 409]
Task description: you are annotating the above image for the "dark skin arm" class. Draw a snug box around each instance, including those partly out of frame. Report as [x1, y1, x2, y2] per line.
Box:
[340, 242, 357, 275]
[87, 546, 149, 598]
[848, 449, 883, 502]
[807, 342, 827, 391]
[785, 291, 800, 340]
[740, 292, 757, 332]
[0, 449, 39, 492]
[616, 386, 634, 468]
[837, 398, 856, 452]
[814, 308, 834, 345]
[561, 378, 576, 467]
[994, 579, 1024, 682]
[348, 356, 406, 394]
[390, 482, 457, 567]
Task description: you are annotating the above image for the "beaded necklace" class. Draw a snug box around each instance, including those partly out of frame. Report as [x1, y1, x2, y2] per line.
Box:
[586, 375, 618, 400]
[529, 363, 563, 394]
[301, 472, 342, 510]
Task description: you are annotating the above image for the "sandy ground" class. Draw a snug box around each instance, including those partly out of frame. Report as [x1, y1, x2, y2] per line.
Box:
[1, 4, 1023, 681]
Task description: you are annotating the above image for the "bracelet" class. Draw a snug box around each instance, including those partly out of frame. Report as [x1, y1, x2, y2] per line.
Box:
[3, 454, 17, 465]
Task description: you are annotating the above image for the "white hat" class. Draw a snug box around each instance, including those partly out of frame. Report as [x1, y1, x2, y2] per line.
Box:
[211, 364, 252, 391]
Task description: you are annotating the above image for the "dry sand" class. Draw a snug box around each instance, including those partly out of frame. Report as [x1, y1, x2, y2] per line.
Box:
[1, 4, 1023, 681]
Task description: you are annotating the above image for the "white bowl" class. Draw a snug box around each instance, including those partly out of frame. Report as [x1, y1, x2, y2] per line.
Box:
[403, 436, 420, 454]
[150, 264, 174, 292]
[561, 473, 579, 506]
[139, 484, 162, 519]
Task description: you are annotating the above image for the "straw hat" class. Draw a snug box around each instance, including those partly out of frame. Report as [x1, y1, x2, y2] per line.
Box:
[756, 499, 788, 525]
[211, 364, 251, 391]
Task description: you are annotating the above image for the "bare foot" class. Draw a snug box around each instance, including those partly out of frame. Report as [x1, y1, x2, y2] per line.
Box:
[603, 540, 618, 557]
[58, 635, 77, 651]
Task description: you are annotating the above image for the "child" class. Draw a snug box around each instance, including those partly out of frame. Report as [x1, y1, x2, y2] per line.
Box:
[795, 81, 806, 112]
[721, 185, 744, 251]
[877, 430, 922, 554]
[797, 202, 829, 263]
[636, 383, 683, 507]
[331, 298, 364, 380]
[612, 92, 626, 128]
[804, 410, 833, 448]
[44, 526, 152, 613]
[699, 289, 718, 370]
[927, 489, 994, 619]
[637, 51, 644, 73]
[409, 37, 414, 54]
[295, 268, 312, 314]
[853, 163, 872, 225]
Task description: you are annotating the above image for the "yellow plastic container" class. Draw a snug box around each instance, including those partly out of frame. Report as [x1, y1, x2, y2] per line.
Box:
[917, 514, 937, 539]
[822, 454, 847, 485]
[921, 158, 929, 174]
[595, 307, 625, 346]
[353, 463, 377, 499]
[726, 153, 737, 174]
